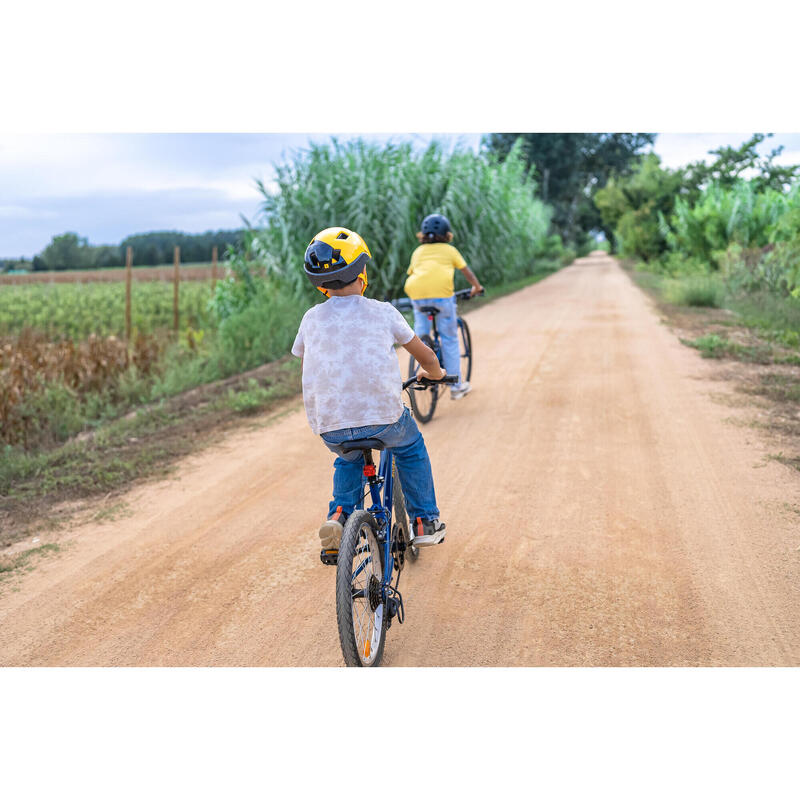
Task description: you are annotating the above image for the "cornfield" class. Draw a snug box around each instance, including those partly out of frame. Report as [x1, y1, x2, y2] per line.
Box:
[1, 331, 161, 447]
[0, 280, 216, 339]
[253, 138, 553, 299]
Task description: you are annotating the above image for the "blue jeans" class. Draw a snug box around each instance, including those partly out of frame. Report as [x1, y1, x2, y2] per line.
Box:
[411, 296, 463, 388]
[320, 407, 439, 521]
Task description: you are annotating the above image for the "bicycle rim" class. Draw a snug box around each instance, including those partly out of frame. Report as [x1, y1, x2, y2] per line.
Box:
[459, 318, 473, 383]
[407, 335, 439, 423]
[336, 511, 387, 667]
[392, 463, 418, 562]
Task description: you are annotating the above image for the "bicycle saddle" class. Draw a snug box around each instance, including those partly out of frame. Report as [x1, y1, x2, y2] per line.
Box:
[418, 305, 440, 315]
[339, 438, 386, 454]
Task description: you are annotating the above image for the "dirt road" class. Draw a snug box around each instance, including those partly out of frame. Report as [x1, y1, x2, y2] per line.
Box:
[2, 253, 799, 666]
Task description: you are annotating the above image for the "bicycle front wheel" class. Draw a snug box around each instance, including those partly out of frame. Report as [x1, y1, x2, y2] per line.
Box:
[336, 510, 387, 667]
[458, 317, 473, 383]
[407, 334, 439, 424]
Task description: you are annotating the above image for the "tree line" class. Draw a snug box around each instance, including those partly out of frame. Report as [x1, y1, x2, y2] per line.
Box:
[1, 229, 245, 273]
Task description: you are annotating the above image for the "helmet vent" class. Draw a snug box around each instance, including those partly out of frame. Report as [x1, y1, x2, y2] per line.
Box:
[336, 231, 348, 239]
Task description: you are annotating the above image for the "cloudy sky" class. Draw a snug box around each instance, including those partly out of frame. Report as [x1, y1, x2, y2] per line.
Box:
[2, 132, 799, 259]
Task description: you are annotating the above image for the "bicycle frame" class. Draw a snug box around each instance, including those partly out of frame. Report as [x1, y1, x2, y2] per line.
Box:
[357, 449, 396, 594]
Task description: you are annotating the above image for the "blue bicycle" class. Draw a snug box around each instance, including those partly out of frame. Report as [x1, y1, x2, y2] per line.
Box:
[393, 287, 482, 424]
[332, 373, 457, 667]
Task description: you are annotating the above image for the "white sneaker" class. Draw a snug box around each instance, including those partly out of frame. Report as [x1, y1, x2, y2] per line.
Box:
[319, 507, 346, 550]
[411, 518, 446, 547]
[450, 382, 472, 400]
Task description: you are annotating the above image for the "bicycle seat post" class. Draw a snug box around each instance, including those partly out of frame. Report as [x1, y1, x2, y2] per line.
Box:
[362, 448, 380, 486]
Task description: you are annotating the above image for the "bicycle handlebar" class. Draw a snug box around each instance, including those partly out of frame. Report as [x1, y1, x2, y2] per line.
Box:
[402, 374, 459, 391]
[390, 288, 484, 310]
[453, 288, 485, 300]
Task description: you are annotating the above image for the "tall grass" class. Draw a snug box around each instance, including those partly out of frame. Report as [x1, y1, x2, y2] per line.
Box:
[252, 138, 554, 299]
[663, 274, 725, 307]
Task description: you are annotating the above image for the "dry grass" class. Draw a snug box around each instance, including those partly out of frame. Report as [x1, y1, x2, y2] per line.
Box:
[1, 331, 162, 447]
[0, 263, 214, 285]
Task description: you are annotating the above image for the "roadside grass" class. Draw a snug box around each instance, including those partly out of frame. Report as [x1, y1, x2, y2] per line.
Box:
[680, 334, 783, 364]
[0, 358, 301, 549]
[0, 543, 61, 581]
[771, 453, 800, 472]
[630, 265, 800, 366]
[627, 258, 800, 475]
[663, 274, 724, 308]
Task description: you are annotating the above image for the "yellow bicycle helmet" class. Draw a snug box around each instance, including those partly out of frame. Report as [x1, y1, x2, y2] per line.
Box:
[303, 227, 371, 297]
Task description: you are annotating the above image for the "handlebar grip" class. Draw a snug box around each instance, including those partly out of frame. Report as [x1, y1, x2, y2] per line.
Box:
[403, 374, 459, 390]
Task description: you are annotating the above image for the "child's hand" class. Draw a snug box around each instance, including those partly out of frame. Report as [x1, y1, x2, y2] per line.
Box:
[470, 284, 484, 297]
[417, 364, 446, 381]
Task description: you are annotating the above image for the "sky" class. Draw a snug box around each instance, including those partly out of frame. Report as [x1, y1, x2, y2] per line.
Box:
[2, 132, 800, 259]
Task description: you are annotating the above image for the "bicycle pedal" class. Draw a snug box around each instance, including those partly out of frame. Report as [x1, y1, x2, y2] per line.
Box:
[319, 549, 338, 566]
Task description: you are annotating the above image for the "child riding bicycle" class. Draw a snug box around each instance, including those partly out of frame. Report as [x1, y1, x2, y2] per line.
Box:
[404, 214, 484, 400]
[291, 227, 449, 556]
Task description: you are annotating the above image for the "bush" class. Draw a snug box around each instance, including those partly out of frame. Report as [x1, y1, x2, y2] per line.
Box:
[668, 181, 800, 269]
[663, 274, 725, 307]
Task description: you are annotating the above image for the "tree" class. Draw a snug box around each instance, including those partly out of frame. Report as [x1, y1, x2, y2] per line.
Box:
[40, 232, 90, 270]
[482, 133, 656, 244]
[682, 133, 800, 197]
[594, 154, 684, 261]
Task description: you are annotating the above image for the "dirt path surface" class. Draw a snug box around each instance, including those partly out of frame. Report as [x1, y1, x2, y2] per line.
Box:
[3, 253, 800, 666]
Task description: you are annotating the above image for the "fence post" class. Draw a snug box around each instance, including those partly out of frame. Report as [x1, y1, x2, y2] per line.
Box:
[211, 245, 218, 290]
[173, 245, 180, 334]
[125, 246, 133, 342]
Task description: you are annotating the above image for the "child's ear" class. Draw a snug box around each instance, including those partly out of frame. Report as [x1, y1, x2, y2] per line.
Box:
[447, 232, 454, 242]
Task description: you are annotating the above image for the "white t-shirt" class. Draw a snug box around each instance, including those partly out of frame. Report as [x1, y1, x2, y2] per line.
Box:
[291, 295, 415, 435]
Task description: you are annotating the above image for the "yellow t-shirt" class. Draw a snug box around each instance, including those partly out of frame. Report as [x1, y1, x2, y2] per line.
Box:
[404, 243, 467, 300]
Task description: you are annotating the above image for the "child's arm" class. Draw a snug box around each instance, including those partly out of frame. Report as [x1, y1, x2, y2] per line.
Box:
[461, 265, 484, 296]
[403, 336, 446, 381]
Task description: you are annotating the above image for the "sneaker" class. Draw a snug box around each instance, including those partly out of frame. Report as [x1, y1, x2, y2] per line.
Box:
[412, 517, 446, 547]
[450, 382, 472, 400]
[319, 506, 347, 551]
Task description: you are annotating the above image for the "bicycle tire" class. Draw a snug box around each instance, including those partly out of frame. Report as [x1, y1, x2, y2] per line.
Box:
[458, 317, 473, 383]
[392, 463, 418, 563]
[336, 510, 387, 667]
[407, 334, 439, 424]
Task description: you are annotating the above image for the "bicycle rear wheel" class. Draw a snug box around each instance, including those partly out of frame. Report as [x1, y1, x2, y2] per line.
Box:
[458, 317, 473, 383]
[392, 464, 418, 563]
[407, 334, 439, 424]
[336, 510, 387, 667]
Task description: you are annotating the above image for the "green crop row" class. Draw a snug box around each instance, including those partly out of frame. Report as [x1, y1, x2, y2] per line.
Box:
[0, 280, 216, 340]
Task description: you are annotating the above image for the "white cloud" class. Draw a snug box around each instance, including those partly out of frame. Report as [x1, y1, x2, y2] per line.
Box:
[0, 205, 57, 219]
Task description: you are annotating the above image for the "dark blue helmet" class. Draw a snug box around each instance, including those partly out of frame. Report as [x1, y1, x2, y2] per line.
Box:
[421, 214, 451, 238]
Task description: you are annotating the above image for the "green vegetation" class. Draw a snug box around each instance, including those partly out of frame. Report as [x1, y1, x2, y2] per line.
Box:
[483, 133, 655, 248]
[0, 543, 61, 579]
[595, 134, 800, 267]
[0, 280, 215, 339]
[2, 135, 575, 537]
[599, 134, 800, 371]
[1, 229, 244, 272]
[253, 139, 558, 301]
[0, 358, 302, 548]
[663, 274, 724, 308]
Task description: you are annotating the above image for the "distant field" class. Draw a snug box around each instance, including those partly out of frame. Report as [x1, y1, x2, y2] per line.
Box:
[0, 280, 216, 339]
[0, 262, 216, 285]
